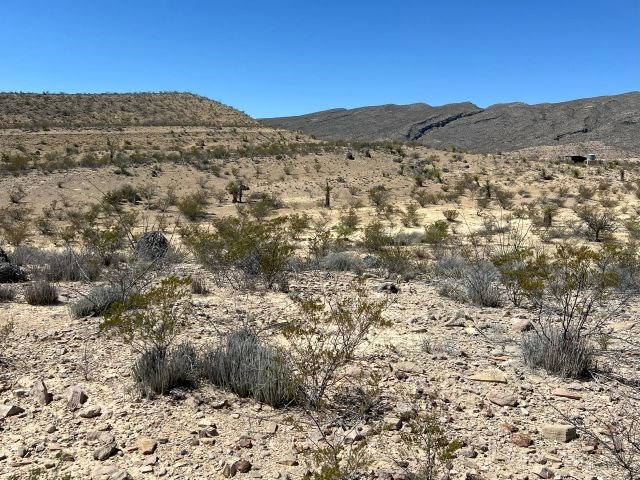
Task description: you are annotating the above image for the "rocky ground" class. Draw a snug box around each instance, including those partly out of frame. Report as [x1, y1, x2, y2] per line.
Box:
[1, 265, 638, 479]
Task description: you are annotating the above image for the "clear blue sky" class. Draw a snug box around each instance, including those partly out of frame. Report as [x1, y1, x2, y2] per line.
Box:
[1, 0, 638, 117]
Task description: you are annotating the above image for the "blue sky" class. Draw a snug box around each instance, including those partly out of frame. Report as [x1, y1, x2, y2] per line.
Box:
[0, 0, 638, 117]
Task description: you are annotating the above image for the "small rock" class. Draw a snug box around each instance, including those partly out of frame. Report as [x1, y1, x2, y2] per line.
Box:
[233, 459, 252, 473]
[137, 437, 157, 455]
[0, 404, 24, 418]
[512, 432, 532, 447]
[468, 370, 507, 384]
[534, 466, 554, 479]
[542, 424, 577, 443]
[238, 436, 253, 449]
[487, 391, 518, 407]
[550, 388, 581, 400]
[80, 405, 102, 418]
[93, 444, 117, 461]
[513, 319, 534, 332]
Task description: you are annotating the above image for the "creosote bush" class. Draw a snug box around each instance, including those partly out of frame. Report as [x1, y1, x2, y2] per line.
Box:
[100, 276, 192, 352]
[284, 281, 389, 407]
[182, 216, 294, 290]
[200, 327, 297, 407]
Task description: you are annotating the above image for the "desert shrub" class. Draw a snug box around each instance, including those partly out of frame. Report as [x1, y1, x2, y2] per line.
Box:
[411, 189, 440, 207]
[521, 326, 592, 378]
[335, 208, 360, 238]
[575, 206, 617, 242]
[377, 245, 417, 277]
[8, 185, 27, 204]
[423, 220, 449, 247]
[25, 280, 59, 306]
[442, 209, 459, 222]
[12, 247, 101, 282]
[133, 343, 199, 397]
[400, 413, 462, 480]
[284, 282, 389, 407]
[319, 252, 363, 273]
[400, 203, 420, 227]
[0, 286, 15, 302]
[103, 184, 140, 208]
[200, 327, 297, 407]
[246, 192, 284, 220]
[0, 206, 31, 246]
[577, 184, 596, 201]
[464, 260, 502, 307]
[69, 285, 123, 318]
[368, 185, 390, 211]
[495, 187, 515, 209]
[288, 212, 312, 239]
[361, 221, 393, 252]
[511, 244, 633, 378]
[395, 231, 425, 245]
[182, 217, 294, 289]
[100, 276, 192, 352]
[0, 262, 27, 283]
[178, 191, 208, 221]
[190, 275, 209, 294]
[134, 231, 170, 261]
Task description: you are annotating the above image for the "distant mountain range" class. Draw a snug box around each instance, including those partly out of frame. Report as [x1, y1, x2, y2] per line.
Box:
[261, 92, 640, 154]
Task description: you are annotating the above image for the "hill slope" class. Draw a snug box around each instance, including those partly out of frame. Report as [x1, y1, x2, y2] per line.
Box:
[0, 92, 256, 129]
[261, 92, 640, 153]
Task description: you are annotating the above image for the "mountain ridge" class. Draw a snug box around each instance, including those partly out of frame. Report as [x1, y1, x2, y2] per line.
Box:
[261, 92, 640, 153]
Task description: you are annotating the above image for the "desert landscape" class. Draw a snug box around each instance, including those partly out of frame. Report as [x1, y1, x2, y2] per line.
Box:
[0, 90, 638, 480]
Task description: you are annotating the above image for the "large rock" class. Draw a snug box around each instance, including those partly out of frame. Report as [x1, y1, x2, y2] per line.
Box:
[542, 424, 577, 442]
[135, 231, 170, 261]
[0, 263, 26, 283]
[67, 385, 88, 410]
[30, 378, 52, 406]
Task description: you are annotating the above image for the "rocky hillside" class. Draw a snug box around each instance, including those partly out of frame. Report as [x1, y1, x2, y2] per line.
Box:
[261, 92, 640, 154]
[0, 92, 256, 129]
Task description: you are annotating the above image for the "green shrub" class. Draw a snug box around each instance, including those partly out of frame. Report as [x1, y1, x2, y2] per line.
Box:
[100, 276, 192, 352]
[178, 192, 208, 221]
[361, 221, 393, 252]
[182, 217, 294, 289]
[284, 282, 389, 407]
[442, 209, 459, 222]
[423, 220, 449, 246]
